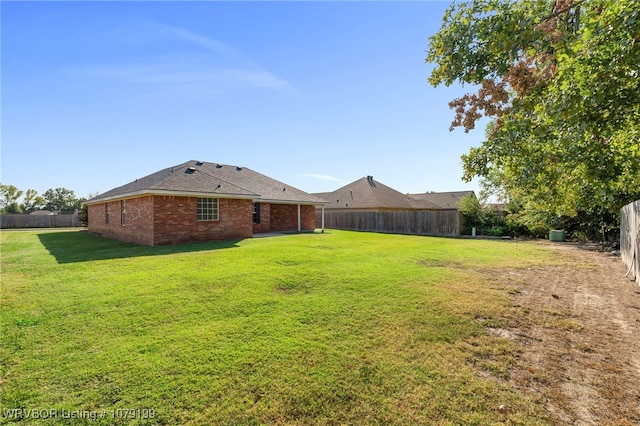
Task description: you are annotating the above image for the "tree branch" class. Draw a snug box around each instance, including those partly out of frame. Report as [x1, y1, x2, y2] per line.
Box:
[537, 0, 587, 25]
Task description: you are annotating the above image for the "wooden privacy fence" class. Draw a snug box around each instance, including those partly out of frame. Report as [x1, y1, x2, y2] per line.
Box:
[317, 210, 462, 237]
[0, 212, 80, 229]
[621, 200, 640, 285]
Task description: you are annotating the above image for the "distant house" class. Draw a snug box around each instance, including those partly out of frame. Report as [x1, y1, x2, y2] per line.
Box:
[314, 177, 472, 212]
[314, 176, 440, 211]
[313, 177, 474, 236]
[408, 191, 475, 210]
[86, 161, 325, 246]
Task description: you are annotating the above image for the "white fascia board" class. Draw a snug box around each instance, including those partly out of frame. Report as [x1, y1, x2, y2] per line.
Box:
[85, 189, 257, 205]
[253, 198, 327, 206]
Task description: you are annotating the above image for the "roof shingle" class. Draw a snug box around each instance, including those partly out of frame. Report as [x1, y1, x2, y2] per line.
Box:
[313, 177, 473, 211]
[88, 161, 324, 205]
[314, 176, 422, 210]
[408, 191, 474, 209]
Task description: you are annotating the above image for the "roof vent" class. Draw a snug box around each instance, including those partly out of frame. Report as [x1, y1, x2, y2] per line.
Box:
[283, 187, 286, 192]
[236, 166, 243, 171]
[185, 167, 196, 174]
[217, 183, 221, 189]
[216, 164, 223, 168]
[195, 161, 204, 166]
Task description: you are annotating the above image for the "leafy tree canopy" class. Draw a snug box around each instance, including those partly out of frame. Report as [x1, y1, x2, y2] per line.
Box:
[20, 189, 46, 213]
[0, 184, 24, 213]
[43, 188, 80, 213]
[0, 184, 92, 215]
[427, 0, 640, 234]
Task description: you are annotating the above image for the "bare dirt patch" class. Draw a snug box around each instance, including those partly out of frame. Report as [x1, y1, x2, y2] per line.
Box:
[492, 242, 640, 425]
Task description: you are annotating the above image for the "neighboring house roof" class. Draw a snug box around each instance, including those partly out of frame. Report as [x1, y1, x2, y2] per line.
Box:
[87, 160, 325, 205]
[406, 196, 441, 210]
[408, 191, 475, 210]
[314, 176, 422, 210]
[312, 191, 332, 200]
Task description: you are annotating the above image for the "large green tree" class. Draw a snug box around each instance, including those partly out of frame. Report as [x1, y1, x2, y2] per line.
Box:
[427, 0, 640, 236]
[43, 188, 79, 213]
[0, 184, 24, 213]
[20, 189, 46, 213]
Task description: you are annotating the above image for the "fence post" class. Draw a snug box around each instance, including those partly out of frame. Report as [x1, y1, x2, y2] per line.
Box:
[621, 200, 640, 285]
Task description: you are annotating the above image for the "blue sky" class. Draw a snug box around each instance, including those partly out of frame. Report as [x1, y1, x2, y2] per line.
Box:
[2, 1, 488, 200]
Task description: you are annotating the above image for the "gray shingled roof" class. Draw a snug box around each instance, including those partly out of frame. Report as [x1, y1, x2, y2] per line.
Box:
[313, 177, 473, 210]
[314, 176, 422, 210]
[408, 191, 475, 209]
[87, 161, 324, 205]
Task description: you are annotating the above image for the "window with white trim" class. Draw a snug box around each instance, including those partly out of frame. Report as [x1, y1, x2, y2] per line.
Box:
[196, 198, 219, 221]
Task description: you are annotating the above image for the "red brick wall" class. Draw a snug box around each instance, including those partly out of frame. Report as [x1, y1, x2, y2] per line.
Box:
[252, 202, 271, 234]
[153, 196, 253, 245]
[89, 195, 253, 245]
[87, 196, 154, 245]
[300, 205, 317, 230]
[89, 196, 314, 245]
[269, 204, 316, 232]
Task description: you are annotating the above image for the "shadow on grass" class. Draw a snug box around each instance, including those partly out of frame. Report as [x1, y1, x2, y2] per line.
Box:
[38, 230, 242, 264]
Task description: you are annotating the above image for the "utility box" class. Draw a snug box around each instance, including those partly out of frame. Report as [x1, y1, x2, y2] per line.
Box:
[549, 229, 565, 242]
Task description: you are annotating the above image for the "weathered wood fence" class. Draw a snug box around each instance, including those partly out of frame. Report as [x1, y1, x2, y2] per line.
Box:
[316, 210, 462, 237]
[621, 200, 640, 284]
[0, 212, 80, 229]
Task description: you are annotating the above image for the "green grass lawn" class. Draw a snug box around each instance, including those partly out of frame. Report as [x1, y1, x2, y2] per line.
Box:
[1, 229, 555, 425]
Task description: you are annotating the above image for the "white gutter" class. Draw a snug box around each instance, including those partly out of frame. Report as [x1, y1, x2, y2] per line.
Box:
[253, 198, 326, 206]
[85, 189, 258, 205]
[86, 191, 328, 207]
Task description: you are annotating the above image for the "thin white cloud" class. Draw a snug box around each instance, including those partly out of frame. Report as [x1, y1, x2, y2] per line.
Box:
[300, 173, 348, 183]
[72, 22, 298, 97]
[79, 62, 295, 94]
[230, 69, 293, 90]
[162, 25, 246, 63]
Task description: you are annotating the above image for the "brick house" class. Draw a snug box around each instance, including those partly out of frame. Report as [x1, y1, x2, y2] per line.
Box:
[86, 161, 325, 246]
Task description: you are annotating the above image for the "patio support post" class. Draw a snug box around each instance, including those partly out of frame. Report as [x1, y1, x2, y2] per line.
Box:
[297, 204, 301, 232]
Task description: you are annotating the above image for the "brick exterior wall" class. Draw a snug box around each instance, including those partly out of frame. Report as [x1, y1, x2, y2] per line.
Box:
[152, 196, 253, 245]
[269, 204, 316, 232]
[252, 202, 271, 234]
[89, 196, 316, 245]
[88, 196, 155, 245]
[300, 204, 318, 230]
